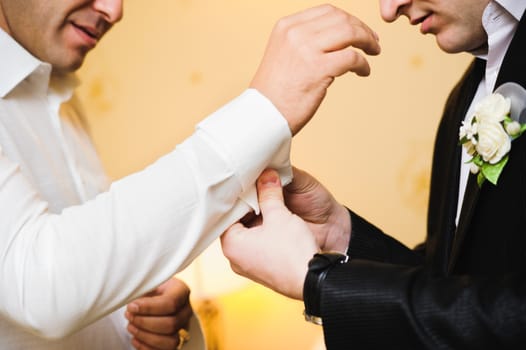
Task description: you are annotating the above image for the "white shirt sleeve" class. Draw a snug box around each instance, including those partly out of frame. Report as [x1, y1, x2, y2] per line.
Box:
[0, 89, 292, 339]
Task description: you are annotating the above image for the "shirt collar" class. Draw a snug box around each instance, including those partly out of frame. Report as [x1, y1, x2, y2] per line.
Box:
[476, 0, 525, 91]
[0, 29, 79, 100]
[495, 0, 526, 21]
[0, 28, 44, 98]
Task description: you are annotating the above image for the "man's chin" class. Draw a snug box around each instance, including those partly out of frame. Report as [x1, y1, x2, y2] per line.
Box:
[435, 34, 488, 55]
[436, 41, 482, 55]
[52, 56, 86, 74]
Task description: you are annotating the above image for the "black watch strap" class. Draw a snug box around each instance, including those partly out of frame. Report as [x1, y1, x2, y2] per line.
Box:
[303, 252, 349, 325]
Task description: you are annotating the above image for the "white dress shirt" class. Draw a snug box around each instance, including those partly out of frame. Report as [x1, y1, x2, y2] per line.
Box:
[0, 28, 292, 348]
[456, 0, 526, 224]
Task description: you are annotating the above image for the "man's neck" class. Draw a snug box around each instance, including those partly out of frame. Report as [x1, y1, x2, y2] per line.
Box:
[469, 43, 489, 56]
[0, 5, 10, 35]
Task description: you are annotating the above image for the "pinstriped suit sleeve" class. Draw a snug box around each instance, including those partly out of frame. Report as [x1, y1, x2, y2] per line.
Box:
[347, 209, 424, 266]
[318, 210, 526, 349]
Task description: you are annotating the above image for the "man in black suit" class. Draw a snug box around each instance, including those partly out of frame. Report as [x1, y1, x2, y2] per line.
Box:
[221, 0, 526, 348]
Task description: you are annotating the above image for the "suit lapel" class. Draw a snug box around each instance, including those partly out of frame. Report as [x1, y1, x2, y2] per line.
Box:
[448, 174, 479, 271]
[494, 10, 526, 88]
[448, 10, 526, 271]
[426, 58, 485, 274]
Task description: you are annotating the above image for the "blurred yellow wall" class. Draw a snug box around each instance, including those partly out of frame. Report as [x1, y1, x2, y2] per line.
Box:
[77, 1, 472, 349]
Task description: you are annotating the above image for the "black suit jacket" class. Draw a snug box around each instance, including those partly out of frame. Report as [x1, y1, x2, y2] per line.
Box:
[319, 11, 526, 350]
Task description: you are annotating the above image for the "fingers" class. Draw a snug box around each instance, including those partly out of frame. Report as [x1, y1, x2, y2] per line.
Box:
[275, 6, 380, 77]
[128, 325, 183, 350]
[281, 3, 337, 24]
[251, 4, 380, 136]
[126, 302, 192, 335]
[282, 5, 380, 57]
[303, 7, 381, 56]
[221, 168, 318, 299]
[128, 318, 192, 350]
[129, 330, 182, 350]
[128, 280, 190, 316]
[126, 278, 192, 349]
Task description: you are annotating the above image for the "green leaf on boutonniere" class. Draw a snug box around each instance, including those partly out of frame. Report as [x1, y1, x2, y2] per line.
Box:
[472, 154, 483, 167]
[480, 155, 509, 186]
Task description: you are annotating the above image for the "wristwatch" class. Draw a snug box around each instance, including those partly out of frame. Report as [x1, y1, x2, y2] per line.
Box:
[303, 252, 349, 325]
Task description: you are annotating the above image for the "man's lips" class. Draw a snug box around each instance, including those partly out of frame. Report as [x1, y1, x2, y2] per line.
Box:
[411, 14, 433, 34]
[70, 22, 102, 47]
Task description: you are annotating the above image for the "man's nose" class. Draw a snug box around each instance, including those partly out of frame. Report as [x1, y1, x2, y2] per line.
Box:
[93, 0, 124, 24]
[379, 0, 411, 22]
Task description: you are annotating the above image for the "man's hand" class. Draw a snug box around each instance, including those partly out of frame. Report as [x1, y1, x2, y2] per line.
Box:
[284, 166, 351, 253]
[251, 4, 381, 135]
[221, 169, 318, 300]
[126, 278, 193, 350]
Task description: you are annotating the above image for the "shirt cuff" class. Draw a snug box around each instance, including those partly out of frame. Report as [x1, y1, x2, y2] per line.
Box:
[196, 89, 293, 213]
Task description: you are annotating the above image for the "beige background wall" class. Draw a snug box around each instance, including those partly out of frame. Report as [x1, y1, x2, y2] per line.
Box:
[77, 1, 472, 349]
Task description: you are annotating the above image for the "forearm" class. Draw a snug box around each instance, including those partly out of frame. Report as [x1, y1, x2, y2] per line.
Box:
[0, 90, 292, 338]
[321, 259, 526, 349]
[348, 209, 424, 266]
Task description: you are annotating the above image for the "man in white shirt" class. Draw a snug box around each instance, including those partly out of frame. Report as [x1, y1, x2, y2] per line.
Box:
[0, 0, 381, 349]
[222, 0, 526, 348]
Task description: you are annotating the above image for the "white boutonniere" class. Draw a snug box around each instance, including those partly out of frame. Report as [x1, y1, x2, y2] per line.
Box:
[459, 83, 526, 187]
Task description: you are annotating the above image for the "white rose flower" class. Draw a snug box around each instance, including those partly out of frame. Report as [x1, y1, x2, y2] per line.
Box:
[459, 89, 526, 187]
[474, 93, 511, 123]
[475, 121, 511, 164]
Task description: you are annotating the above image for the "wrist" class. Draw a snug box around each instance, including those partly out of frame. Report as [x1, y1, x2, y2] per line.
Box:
[322, 204, 351, 253]
[303, 252, 349, 325]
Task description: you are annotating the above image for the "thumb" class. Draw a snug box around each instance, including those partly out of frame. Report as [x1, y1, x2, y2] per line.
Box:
[257, 169, 284, 214]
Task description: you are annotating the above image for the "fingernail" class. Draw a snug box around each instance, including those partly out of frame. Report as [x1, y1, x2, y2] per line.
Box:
[373, 31, 380, 42]
[128, 302, 139, 313]
[259, 170, 279, 186]
[125, 311, 134, 321]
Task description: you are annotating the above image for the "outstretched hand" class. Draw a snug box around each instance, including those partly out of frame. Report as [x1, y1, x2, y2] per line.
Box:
[221, 169, 318, 300]
[126, 278, 193, 350]
[252, 4, 381, 135]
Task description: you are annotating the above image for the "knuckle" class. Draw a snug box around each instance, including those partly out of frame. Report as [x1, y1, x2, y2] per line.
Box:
[333, 10, 351, 25]
[320, 3, 337, 12]
[284, 26, 303, 47]
[222, 242, 235, 260]
[345, 50, 360, 65]
[340, 24, 358, 40]
[274, 16, 292, 33]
